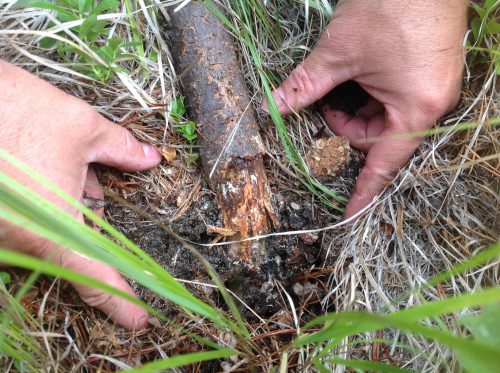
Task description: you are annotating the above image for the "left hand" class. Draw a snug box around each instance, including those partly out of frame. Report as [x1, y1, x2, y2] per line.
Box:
[0, 60, 161, 329]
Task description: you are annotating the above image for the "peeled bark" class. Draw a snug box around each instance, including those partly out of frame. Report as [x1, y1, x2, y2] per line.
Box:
[169, 2, 279, 263]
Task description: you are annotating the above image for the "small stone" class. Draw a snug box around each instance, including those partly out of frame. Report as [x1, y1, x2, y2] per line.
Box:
[176, 189, 189, 207]
[147, 317, 162, 328]
[290, 202, 301, 211]
[273, 309, 293, 329]
[218, 331, 237, 349]
[293, 281, 323, 299]
[274, 255, 282, 266]
[292, 283, 304, 296]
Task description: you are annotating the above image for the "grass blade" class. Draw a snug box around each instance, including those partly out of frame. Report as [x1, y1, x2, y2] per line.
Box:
[126, 348, 237, 372]
[318, 358, 411, 373]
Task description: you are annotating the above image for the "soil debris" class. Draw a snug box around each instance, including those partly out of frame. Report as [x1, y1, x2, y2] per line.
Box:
[293, 281, 325, 301]
[306, 136, 351, 180]
[299, 232, 319, 245]
[106, 186, 332, 319]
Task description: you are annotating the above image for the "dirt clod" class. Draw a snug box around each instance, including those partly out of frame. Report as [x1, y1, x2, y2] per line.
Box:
[107, 186, 332, 319]
[293, 281, 325, 304]
[306, 136, 351, 180]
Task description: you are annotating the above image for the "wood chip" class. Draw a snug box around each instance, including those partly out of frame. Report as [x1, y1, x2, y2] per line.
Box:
[160, 146, 176, 163]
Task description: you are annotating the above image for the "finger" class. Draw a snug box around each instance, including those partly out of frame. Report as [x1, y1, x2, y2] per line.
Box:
[343, 114, 423, 220]
[267, 46, 353, 115]
[322, 107, 386, 152]
[83, 166, 104, 218]
[57, 249, 149, 330]
[88, 119, 161, 172]
[76, 170, 147, 328]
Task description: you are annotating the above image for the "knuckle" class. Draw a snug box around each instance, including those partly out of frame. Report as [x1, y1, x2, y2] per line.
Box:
[59, 253, 122, 311]
[78, 270, 124, 311]
[416, 83, 460, 119]
[34, 240, 53, 258]
[3, 225, 53, 258]
[363, 163, 396, 184]
[119, 126, 137, 152]
[84, 107, 102, 127]
[288, 64, 314, 96]
[79, 107, 105, 143]
[85, 110, 108, 139]
[66, 97, 99, 126]
[420, 92, 448, 115]
[82, 289, 115, 310]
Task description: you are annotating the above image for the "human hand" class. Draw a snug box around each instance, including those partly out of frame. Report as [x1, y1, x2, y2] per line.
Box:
[270, 0, 467, 219]
[0, 60, 162, 329]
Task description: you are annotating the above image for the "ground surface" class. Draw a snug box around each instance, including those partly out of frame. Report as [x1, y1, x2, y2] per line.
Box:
[104, 76, 367, 320]
[0, 1, 498, 372]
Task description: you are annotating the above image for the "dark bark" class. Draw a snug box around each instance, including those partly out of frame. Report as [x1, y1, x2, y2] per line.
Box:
[169, 2, 279, 262]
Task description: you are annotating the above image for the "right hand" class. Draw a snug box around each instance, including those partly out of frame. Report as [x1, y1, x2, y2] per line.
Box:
[0, 60, 162, 329]
[270, 0, 466, 219]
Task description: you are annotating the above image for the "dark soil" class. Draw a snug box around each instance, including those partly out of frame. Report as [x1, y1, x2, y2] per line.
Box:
[106, 184, 333, 319]
[105, 79, 369, 321]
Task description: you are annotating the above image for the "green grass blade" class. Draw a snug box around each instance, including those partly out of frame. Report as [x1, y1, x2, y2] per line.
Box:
[125, 348, 237, 372]
[319, 358, 411, 373]
[311, 358, 332, 373]
[0, 152, 233, 331]
[0, 248, 160, 317]
[0, 149, 179, 275]
[0, 167, 232, 329]
[297, 311, 500, 373]
[303, 287, 500, 330]
[0, 282, 47, 370]
[425, 242, 500, 288]
[0, 179, 213, 316]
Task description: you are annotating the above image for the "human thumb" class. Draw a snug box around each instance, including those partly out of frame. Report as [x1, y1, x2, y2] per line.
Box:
[89, 119, 161, 171]
[266, 40, 353, 115]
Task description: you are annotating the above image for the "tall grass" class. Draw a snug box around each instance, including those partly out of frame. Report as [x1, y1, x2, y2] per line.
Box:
[1, 144, 499, 371]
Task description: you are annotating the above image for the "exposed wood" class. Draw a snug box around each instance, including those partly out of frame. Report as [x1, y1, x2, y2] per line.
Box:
[169, 2, 279, 263]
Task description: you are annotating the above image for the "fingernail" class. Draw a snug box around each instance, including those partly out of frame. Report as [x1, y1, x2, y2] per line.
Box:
[142, 143, 158, 157]
[136, 313, 150, 329]
[262, 88, 285, 115]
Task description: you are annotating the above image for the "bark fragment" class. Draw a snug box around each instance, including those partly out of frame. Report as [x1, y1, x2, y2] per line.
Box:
[169, 2, 279, 263]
